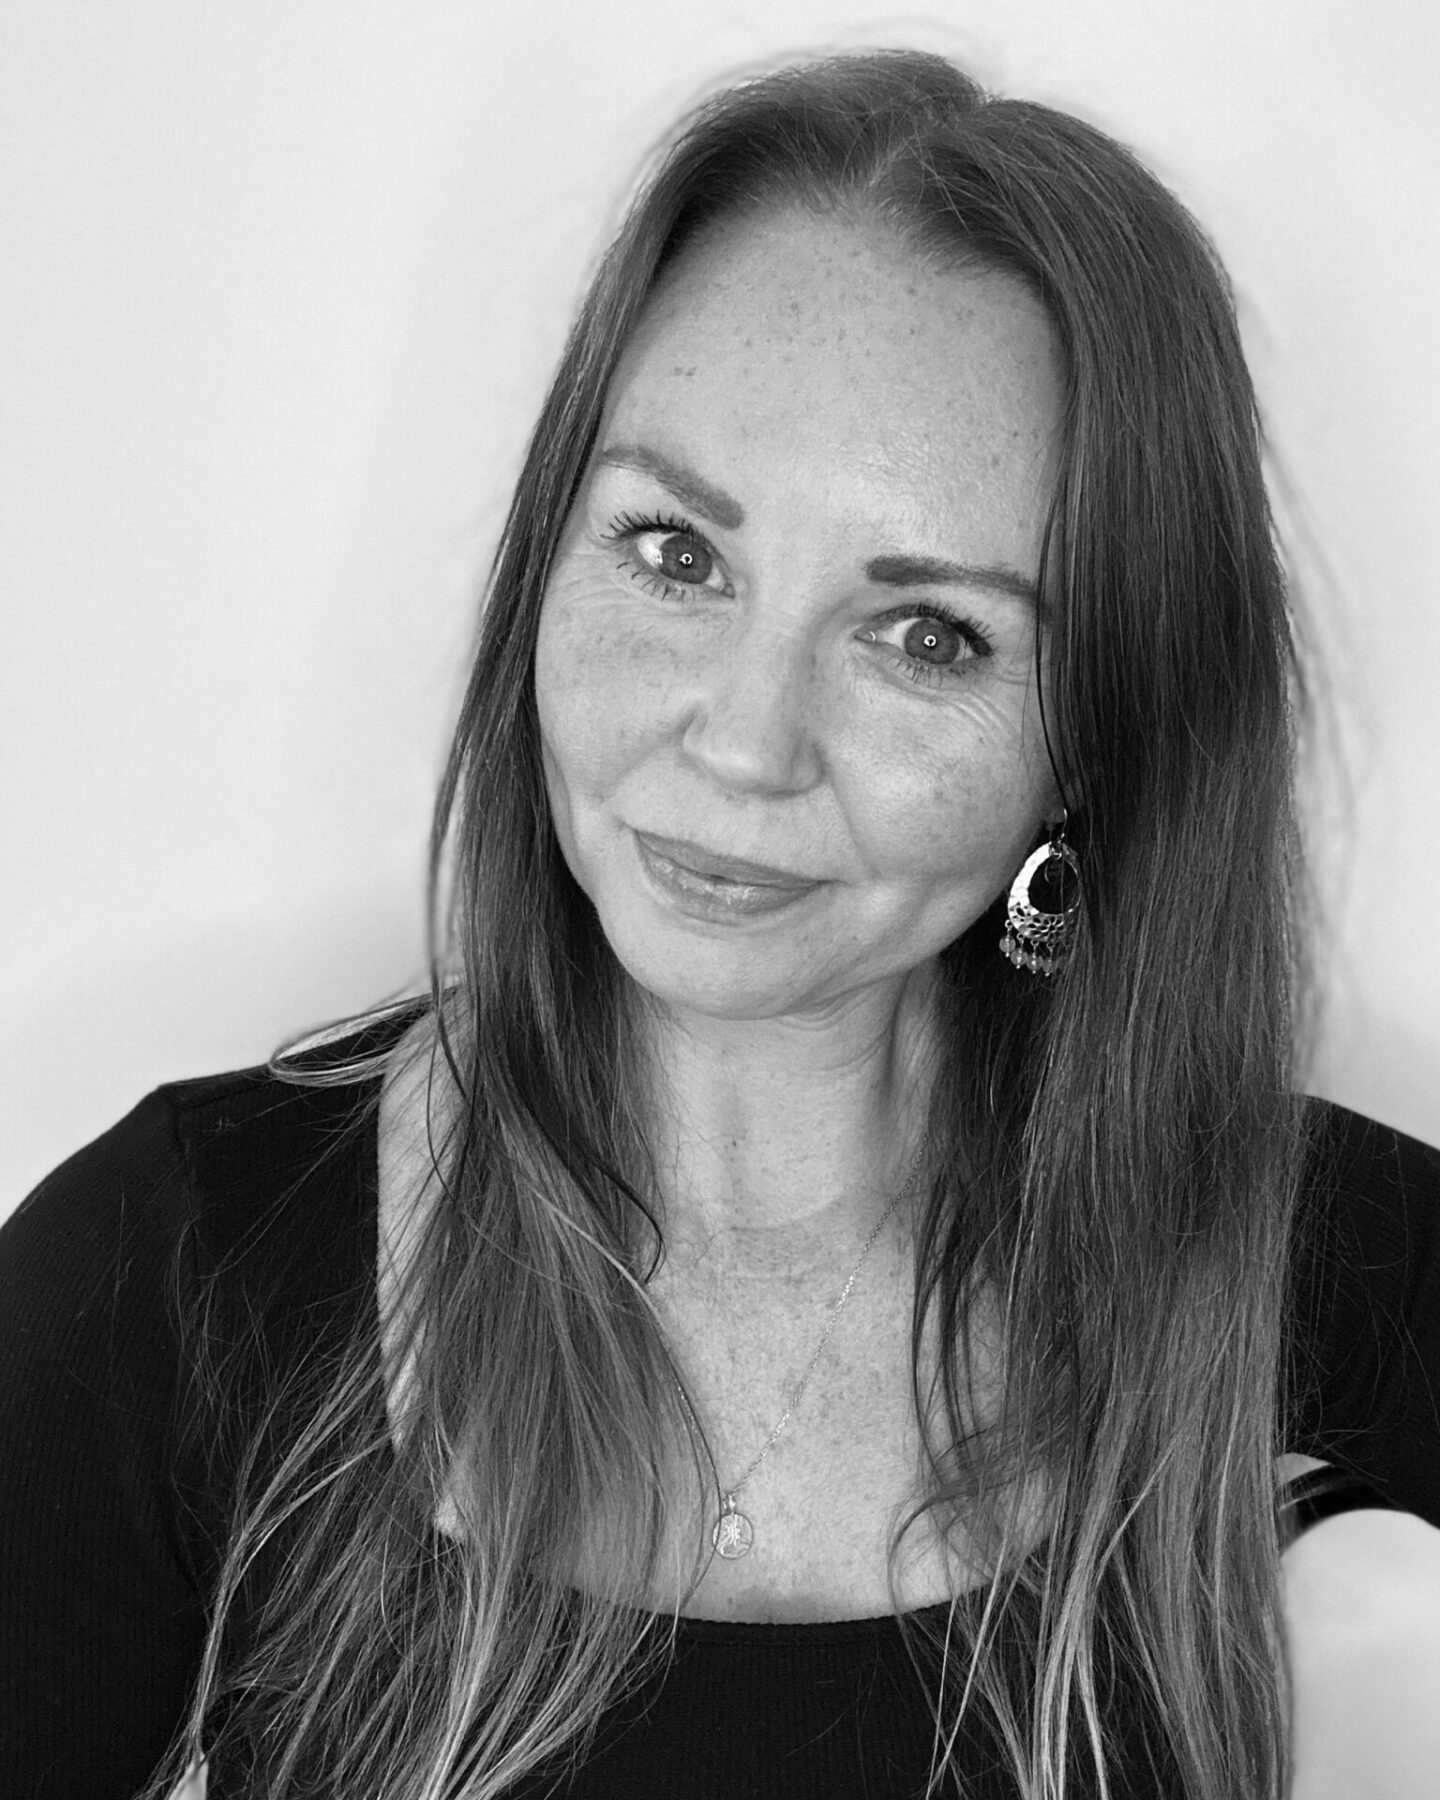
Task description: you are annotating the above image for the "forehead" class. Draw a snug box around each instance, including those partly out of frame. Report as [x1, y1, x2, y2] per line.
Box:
[599, 207, 1063, 543]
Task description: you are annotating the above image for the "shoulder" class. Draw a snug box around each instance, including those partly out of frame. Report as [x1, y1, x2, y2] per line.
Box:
[1286, 1100, 1440, 1527]
[1298, 1097, 1440, 1221]
[1291, 1098, 1440, 1354]
[1292, 1096, 1440, 1330]
[1291, 1097, 1440, 1352]
[0, 1065, 264, 1348]
[1284, 1502, 1440, 1799]
[0, 1017, 407, 1399]
[2, 1053, 376, 1292]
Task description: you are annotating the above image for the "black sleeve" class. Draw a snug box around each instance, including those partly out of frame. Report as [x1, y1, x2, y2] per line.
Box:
[0, 1093, 210, 1800]
[1286, 1101, 1440, 1528]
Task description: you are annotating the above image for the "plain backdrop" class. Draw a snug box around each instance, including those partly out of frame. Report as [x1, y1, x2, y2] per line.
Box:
[3, 0, 1438, 1221]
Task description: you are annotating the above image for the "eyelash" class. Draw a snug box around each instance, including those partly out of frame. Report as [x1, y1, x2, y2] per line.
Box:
[867, 604, 996, 687]
[598, 508, 995, 683]
[600, 509, 727, 604]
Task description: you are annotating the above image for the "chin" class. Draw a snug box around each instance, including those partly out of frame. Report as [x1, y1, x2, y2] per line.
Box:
[603, 926, 821, 1024]
[619, 958, 808, 1025]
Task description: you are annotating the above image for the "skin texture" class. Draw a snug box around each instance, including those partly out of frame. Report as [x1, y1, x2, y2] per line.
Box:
[537, 207, 1060, 1041]
[529, 205, 1065, 1616]
[1283, 1497, 1440, 1799]
[535, 207, 1062, 1263]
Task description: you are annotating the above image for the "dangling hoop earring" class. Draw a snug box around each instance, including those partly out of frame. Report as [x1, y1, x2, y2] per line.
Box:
[1000, 819, 1081, 977]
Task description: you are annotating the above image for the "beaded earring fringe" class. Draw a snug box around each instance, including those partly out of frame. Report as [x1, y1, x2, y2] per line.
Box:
[1000, 837, 1081, 977]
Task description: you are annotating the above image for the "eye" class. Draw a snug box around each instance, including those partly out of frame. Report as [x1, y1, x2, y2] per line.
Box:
[861, 605, 994, 684]
[601, 510, 732, 602]
[647, 531, 714, 585]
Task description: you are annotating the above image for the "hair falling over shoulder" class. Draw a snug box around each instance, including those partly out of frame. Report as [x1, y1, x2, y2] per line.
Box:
[146, 49, 1316, 1800]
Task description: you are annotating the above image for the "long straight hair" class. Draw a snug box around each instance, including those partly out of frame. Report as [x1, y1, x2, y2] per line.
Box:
[155, 50, 1313, 1799]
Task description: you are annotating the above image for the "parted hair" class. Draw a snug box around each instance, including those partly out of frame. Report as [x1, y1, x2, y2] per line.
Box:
[154, 48, 1313, 1800]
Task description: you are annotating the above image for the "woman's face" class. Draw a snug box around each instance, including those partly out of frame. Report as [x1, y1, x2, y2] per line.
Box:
[535, 207, 1063, 1025]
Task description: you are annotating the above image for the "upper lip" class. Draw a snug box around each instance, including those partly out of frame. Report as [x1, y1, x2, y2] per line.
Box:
[634, 831, 821, 888]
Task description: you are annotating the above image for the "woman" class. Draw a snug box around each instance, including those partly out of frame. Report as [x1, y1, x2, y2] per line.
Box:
[3, 47, 1440, 1800]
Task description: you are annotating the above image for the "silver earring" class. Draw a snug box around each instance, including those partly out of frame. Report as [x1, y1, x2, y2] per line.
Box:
[1000, 827, 1081, 977]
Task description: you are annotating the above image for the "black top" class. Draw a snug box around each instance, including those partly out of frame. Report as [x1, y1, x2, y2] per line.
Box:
[1, 1025, 1437, 1800]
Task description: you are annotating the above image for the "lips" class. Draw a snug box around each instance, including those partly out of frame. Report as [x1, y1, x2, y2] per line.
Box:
[632, 831, 818, 889]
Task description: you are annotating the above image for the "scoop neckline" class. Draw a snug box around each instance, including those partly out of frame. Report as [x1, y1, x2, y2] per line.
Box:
[360, 1032, 1025, 1648]
[665, 1596, 962, 1644]
[353, 1018, 1365, 1648]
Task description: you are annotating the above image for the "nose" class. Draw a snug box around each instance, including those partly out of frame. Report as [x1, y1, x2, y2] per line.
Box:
[679, 619, 824, 798]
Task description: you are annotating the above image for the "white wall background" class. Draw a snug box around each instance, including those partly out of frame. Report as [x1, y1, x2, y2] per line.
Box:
[3, 0, 1437, 1219]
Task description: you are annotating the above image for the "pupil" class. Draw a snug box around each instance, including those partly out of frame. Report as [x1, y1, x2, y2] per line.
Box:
[903, 616, 961, 664]
[658, 533, 711, 583]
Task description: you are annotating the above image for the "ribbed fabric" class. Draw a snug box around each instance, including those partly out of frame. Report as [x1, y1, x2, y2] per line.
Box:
[521, 1467, 1383, 1800]
[513, 1604, 1014, 1800]
[2, 1024, 1438, 1798]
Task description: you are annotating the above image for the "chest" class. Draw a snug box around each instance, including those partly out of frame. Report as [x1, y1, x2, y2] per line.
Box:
[633, 1267, 1008, 1622]
[377, 1077, 1023, 1621]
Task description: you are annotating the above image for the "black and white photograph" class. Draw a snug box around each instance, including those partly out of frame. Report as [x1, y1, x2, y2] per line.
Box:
[2, 4, 1437, 1796]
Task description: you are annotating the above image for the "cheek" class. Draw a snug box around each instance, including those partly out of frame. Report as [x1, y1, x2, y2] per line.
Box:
[842, 695, 1051, 889]
[534, 579, 681, 801]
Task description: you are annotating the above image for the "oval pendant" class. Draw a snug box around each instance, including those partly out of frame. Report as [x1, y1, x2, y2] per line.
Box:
[712, 1497, 755, 1560]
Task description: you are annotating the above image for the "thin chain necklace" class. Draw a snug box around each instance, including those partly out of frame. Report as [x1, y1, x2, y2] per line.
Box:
[678, 1147, 926, 1561]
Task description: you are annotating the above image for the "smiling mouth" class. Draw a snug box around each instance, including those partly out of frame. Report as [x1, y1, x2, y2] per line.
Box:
[633, 832, 817, 888]
[632, 830, 824, 918]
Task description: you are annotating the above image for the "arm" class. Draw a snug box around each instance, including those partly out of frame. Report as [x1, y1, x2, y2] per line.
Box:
[1282, 1490, 1440, 1799]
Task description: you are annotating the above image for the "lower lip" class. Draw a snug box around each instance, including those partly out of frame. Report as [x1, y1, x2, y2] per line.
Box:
[633, 833, 823, 920]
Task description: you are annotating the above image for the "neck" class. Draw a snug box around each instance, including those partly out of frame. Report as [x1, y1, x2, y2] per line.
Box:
[636, 967, 939, 1272]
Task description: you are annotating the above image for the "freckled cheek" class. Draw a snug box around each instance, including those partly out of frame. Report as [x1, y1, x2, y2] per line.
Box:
[535, 591, 687, 798]
[858, 769, 1005, 878]
[840, 723, 1046, 890]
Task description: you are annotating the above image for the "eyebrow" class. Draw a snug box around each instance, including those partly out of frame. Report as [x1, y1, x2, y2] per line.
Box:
[595, 442, 1044, 615]
[864, 553, 1045, 616]
[595, 444, 746, 531]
